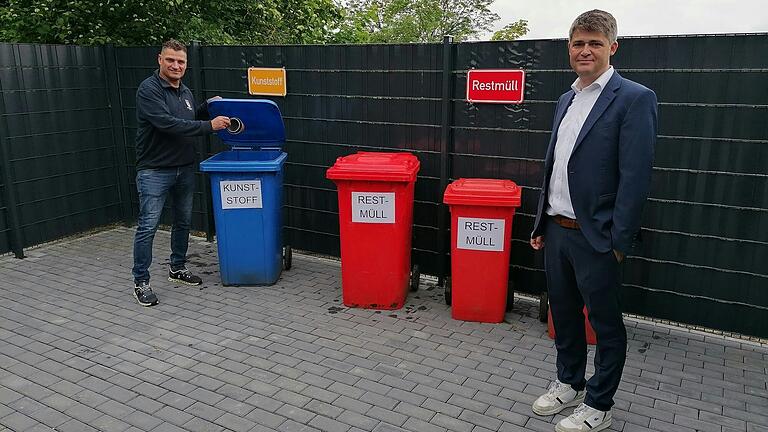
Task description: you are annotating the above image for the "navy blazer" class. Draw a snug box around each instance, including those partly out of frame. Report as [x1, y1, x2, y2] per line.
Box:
[531, 71, 658, 254]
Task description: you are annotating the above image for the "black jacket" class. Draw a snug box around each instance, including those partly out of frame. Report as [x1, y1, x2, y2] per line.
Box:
[134, 71, 212, 170]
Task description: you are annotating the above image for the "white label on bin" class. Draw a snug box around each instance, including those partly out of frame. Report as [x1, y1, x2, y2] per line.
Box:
[457, 217, 505, 251]
[220, 180, 263, 209]
[351, 192, 395, 223]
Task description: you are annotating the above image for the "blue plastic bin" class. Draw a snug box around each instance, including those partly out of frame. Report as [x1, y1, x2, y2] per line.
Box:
[199, 99, 291, 285]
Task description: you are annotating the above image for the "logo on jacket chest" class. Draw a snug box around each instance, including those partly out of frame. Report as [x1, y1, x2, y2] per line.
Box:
[184, 99, 193, 111]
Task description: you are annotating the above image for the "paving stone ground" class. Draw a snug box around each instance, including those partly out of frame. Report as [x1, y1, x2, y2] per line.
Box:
[0, 226, 766, 432]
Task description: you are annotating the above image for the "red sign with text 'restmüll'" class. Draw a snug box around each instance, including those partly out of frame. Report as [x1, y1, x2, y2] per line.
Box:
[466, 69, 525, 104]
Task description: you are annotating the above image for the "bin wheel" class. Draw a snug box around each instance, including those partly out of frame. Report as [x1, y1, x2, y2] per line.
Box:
[538, 291, 548, 323]
[409, 265, 420, 292]
[506, 291, 514, 312]
[444, 277, 452, 305]
[282, 245, 292, 271]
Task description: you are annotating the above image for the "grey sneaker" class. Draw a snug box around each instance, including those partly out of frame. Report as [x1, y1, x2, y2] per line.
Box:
[556, 403, 611, 432]
[532, 379, 585, 416]
[168, 267, 202, 286]
[134, 281, 158, 307]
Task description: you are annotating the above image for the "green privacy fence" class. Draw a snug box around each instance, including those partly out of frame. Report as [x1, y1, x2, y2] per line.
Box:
[0, 44, 125, 256]
[0, 35, 766, 337]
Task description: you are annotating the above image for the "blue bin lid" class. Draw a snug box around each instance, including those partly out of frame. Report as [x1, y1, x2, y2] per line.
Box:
[200, 150, 287, 173]
[208, 98, 285, 149]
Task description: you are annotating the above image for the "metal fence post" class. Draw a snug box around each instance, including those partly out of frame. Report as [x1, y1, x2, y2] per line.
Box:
[103, 44, 133, 224]
[436, 35, 454, 284]
[189, 41, 215, 241]
[0, 46, 25, 258]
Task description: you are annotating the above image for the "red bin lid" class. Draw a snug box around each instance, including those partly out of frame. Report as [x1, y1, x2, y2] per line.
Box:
[326, 152, 420, 182]
[443, 178, 521, 207]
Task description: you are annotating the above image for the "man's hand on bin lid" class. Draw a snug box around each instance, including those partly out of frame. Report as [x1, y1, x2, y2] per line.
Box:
[211, 116, 230, 131]
[207, 96, 223, 103]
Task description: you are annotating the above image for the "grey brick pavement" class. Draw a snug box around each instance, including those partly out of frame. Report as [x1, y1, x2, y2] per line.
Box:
[0, 227, 766, 432]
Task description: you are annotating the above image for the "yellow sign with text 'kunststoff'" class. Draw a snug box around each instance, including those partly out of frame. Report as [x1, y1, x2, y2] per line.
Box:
[247, 67, 286, 96]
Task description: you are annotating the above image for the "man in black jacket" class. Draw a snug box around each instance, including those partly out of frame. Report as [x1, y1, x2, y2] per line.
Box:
[132, 39, 229, 307]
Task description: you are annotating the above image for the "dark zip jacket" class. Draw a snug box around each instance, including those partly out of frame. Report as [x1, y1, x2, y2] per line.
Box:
[134, 70, 212, 170]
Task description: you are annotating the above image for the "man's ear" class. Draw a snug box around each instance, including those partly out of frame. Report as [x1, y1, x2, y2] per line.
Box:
[610, 41, 619, 56]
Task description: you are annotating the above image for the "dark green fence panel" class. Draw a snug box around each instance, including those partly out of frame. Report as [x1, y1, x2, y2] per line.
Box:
[0, 45, 17, 255]
[0, 43, 123, 254]
[622, 37, 768, 337]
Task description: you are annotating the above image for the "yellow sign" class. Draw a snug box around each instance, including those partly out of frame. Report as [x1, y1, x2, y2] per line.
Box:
[247, 67, 287, 96]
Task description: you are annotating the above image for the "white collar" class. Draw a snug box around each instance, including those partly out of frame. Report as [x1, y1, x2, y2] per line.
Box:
[571, 66, 614, 93]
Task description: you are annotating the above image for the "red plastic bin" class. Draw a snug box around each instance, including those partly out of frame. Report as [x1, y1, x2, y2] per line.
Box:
[443, 179, 521, 322]
[547, 305, 597, 345]
[326, 152, 420, 310]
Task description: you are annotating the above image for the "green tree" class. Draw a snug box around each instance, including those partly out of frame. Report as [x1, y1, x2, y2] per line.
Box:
[0, 0, 343, 45]
[491, 19, 529, 41]
[336, 0, 500, 43]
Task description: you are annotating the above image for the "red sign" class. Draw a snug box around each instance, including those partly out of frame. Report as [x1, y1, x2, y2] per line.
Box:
[466, 69, 525, 104]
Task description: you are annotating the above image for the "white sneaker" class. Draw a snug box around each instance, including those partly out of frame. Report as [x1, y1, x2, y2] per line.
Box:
[555, 403, 612, 432]
[532, 380, 586, 416]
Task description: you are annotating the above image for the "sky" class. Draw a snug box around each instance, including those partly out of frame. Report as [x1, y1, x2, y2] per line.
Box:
[489, 0, 768, 40]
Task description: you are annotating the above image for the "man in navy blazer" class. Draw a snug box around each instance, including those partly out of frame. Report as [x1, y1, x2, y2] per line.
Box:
[529, 10, 657, 432]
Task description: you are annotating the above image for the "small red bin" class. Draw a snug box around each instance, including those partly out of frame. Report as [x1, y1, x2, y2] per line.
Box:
[443, 178, 521, 323]
[547, 305, 597, 345]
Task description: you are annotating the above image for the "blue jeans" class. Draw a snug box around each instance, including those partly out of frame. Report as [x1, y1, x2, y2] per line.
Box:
[132, 166, 196, 283]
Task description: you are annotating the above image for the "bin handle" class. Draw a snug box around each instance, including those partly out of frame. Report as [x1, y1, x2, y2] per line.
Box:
[227, 117, 244, 135]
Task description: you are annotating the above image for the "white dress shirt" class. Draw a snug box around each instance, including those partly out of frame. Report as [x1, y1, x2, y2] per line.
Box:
[546, 66, 615, 219]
